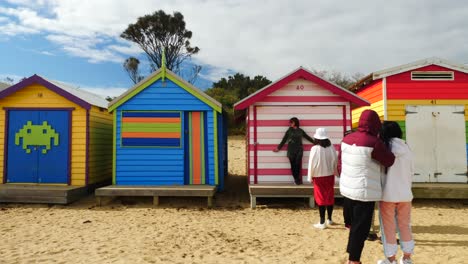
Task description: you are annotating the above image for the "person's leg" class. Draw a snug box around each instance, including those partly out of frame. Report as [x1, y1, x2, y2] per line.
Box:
[343, 197, 352, 229]
[368, 203, 379, 241]
[379, 201, 398, 262]
[396, 202, 414, 262]
[318, 206, 326, 224]
[288, 154, 298, 184]
[347, 200, 375, 262]
[327, 205, 334, 222]
[294, 149, 303, 184]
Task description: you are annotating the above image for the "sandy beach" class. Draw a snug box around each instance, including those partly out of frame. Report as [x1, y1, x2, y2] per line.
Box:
[0, 136, 467, 263]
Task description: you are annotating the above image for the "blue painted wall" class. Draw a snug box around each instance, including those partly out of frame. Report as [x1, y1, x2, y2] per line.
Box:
[115, 79, 223, 187]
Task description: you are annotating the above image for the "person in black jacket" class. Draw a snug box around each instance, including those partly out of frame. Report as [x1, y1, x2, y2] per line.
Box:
[273, 117, 314, 185]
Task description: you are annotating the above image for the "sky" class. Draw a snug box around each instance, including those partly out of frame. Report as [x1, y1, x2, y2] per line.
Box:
[0, 0, 467, 98]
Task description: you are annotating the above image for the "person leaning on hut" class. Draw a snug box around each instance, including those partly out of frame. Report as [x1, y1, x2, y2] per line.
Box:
[338, 110, 395, 264]
[273, 117, 314, 185]
[307, 127, 337, 229]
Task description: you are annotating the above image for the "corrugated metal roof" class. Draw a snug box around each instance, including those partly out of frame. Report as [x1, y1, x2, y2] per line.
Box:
[45, 78, 109, 108]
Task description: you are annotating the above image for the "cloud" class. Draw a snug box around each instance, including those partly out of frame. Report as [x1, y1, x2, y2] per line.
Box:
[0, 0, 467, 81]
[81, 86, 128, 98]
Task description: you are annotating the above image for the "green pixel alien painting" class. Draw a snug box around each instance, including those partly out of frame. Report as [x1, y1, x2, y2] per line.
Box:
[15, 121, 59, 154]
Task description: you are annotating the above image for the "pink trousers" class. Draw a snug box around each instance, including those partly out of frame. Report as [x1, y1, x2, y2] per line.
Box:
[378, 201, 415, 257]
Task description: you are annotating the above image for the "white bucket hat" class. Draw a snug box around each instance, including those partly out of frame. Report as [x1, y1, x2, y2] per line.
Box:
[313, 127, 328, 140]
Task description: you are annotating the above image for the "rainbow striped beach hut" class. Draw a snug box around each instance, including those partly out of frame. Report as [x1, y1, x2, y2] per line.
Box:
[107, 66, 226, 191]
[351, 57, 468, 184]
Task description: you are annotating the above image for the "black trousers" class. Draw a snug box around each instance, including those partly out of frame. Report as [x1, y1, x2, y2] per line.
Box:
[288, 148, 303, 184]
[343, 197, 353, 227]
[344, 197, 375, 261]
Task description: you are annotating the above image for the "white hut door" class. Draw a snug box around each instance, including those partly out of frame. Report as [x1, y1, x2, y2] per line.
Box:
[406, 105, 467, 183]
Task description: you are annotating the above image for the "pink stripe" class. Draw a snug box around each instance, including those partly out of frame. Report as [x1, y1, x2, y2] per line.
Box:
[256, 131, 344, 139]
[256, 119, 346, 126]
[256, 106, 342, 115]
[263, 96, 346, 103]
[249, 168, 308, 175]
[249, 144, 340, 151]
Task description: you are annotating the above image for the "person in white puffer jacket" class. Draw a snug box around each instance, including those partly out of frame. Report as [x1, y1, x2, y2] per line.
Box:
[377, 121, 415, 264]
[338, 110, 395, 264]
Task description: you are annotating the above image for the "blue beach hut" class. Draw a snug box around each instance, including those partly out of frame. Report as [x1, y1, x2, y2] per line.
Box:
[107, 65, 226, 191]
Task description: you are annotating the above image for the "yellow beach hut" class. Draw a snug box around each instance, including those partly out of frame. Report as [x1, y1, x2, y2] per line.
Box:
[0, 75, 113, 204]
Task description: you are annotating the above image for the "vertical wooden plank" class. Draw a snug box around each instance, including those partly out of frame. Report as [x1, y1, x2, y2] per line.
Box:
[192, 112, 201, 184]
[112, 111, 117, 185]
[213, 110, 219, 185]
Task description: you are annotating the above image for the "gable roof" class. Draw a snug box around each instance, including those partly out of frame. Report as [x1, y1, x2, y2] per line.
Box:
[351, 57, 468, 92]
[0, 75, 108, 109]
[372, 57, 468, 80]
[108, 67, 222, 113]
[233, 67, 370, 110]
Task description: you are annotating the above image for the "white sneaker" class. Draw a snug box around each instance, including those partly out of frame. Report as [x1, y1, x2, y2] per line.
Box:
[399, 257, 413, 264]
[326, 220, 334, 226]
[377, 258, 396, 264]
[313, 222, 326, 229]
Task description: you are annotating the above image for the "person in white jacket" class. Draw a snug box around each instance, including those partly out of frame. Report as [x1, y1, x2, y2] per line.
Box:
[307, 128, 337, 229]
[377, 121, 415, 264]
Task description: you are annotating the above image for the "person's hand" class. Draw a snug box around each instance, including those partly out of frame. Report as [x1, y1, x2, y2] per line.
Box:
[273, 148, 279, 152]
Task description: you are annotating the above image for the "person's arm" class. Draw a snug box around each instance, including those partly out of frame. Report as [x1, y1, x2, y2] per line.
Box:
[274, 128, 290, 152]
[331, 146, 338, 176]
[337, 144, 342, 176]
[307, 146, 318, 182]
[371, 139, 395, 167]
[302, 129, 314, 143]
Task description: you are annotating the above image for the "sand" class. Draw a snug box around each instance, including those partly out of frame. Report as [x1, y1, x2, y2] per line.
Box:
[0, 136, 467, 263]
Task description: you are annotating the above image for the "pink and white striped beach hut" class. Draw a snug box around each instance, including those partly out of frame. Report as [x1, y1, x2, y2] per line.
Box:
[234, 67, 369, 185]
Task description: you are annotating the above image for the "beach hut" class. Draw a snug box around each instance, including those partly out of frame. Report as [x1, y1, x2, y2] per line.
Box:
[351, 57, 468, 187]
[234, 67, 369, 207]
[95, 64, 226, 207]
[0, 74, 112, 204]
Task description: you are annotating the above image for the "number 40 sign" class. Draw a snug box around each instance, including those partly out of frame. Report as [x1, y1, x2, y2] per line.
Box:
[296, 85, 304, 90]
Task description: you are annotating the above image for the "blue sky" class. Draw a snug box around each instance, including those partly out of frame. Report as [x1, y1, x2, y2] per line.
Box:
[1, 0, 467, 98]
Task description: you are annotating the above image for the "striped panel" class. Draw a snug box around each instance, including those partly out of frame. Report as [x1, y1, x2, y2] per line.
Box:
[188, 112, 205, 184]
[247, 105, 349, 184]
[351, 100, 385, 127]
[121, 111, 181, 147]
[357, 80, 383, 104]
[386, 99, 468, 121]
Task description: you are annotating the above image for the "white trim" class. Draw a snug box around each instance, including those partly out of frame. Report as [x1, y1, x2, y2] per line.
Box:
[383, 77, 388, 120]
[372, 57, 468, 80]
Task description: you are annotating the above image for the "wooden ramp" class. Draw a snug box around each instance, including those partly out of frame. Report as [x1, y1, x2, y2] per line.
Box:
[249, 183, 468, 208]
[412, 183, 468, 199]
[0, 184, 88, 204]
[249, 183, 342, 209]
[95, 185, 217, 208]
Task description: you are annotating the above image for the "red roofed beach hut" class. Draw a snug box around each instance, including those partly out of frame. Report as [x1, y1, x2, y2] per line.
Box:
[234, 67, 369, 207]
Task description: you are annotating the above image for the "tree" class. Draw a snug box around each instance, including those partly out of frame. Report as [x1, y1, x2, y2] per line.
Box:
[121, 10, 200, 80]
[311, 69, 364, 89]
[212, 73, 271, 101]
[123, 57, 144, 84]
[206, 73, 271, 135]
